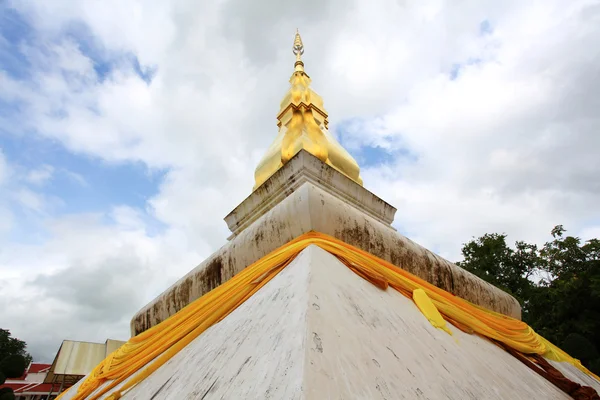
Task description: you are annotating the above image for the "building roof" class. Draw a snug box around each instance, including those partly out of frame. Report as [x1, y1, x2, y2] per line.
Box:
[1, 363, 56, 395]
[44, 339, 125, 386]
[1, 382, 58, 395]
[7, 362, 52, 381]
[28, 362, 52, 374]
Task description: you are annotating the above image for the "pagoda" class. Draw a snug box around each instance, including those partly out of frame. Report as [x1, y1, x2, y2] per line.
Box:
[57, 32, 600, 400]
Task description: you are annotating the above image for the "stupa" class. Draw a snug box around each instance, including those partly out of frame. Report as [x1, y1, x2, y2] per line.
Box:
[57, 31, 600, 400]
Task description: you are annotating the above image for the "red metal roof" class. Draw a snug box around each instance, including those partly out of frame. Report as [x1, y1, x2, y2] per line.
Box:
[0, 383, 24, 390]
[0, 382, 59, 394]
[28, 362, 52, 374]
[6, 362, 52, 381]
[0, 362, 57, 394]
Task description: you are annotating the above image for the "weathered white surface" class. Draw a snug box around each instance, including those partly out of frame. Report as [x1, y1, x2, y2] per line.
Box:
[550, 359, 600, 393]
[225, 150, 397, 238]
[68, 246, 584, 399]
[65, 247, 314, 400]
[132, 181, 521, 335]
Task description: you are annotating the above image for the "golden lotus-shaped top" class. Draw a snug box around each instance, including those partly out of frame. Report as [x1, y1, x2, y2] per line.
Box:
[253, 30, 363, 190]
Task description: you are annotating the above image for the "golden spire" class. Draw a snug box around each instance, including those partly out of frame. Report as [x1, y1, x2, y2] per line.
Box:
[293, 29, 304, 71]
[253, 30, 363, 190]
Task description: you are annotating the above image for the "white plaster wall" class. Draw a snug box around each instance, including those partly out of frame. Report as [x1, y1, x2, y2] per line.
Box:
[65, 246, 592, 399]
[550, 359, 600, 393]
[24, 372, 46, 383]
[132, 183, 521, 336]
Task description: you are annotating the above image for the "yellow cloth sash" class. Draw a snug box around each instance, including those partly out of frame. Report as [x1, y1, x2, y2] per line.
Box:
[58, 232, 598, 400]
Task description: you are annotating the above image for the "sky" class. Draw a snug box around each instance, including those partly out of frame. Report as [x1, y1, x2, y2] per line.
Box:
[1, 0, 599, 362]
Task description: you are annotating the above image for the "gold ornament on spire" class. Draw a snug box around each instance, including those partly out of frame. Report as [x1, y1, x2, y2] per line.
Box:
[253, 30, 363, 190]
[293, 29, 304, 69]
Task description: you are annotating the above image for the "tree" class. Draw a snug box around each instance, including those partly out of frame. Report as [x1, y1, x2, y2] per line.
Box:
[0, 330, 32, 366]
[0, 356, 26, 380]
[456, 233, 540, 320]
[457, 226, 600, 375]
[0, 330, 31, 400]
[562, 333, 599, 367]
[0, 355, 27, 400]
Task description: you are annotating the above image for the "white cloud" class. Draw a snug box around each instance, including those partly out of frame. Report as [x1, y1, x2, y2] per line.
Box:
[11, 187, 47, 213]
[0, 150, 13, 235]
[1, 0, 599, 362]
[61, 168, 88, 187]
[353, 0, 600, 259]
[0, 148, 10, 185]
[25, 164, 54, 185]
[0, 208, 203, 361]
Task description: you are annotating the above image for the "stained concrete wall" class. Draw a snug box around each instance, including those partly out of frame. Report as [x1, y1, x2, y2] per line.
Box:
[130, 183, 521, 336]
[70, 246, 572, 400]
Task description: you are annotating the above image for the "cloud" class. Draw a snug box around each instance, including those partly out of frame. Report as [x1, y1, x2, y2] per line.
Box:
[0, 149, 13, 238]
[25, 164, 54, 185]
[352, 1, 600, 259]
[10, 187, 48, 213]
[61, 168, 88, 187]
[0, 207, 203, 361]
[0, 150, 13, 235]
[1, 0, 599, 363]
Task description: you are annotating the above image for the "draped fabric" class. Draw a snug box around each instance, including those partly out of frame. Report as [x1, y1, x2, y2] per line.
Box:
[57, 232, 599, 400]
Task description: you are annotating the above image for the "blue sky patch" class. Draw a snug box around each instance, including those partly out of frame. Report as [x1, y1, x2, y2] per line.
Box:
[450, 63, 461, 80]
[0, 6, 34, 79]
[132, 56, 157, 84]
[479, 20, 493, 36]
[336, 118, 418, 168]
[354, 145, 396, 166]
[62, 21, 114, 81]
[449, 57, 484, 80]
[1, 134, 165, 214]
[449, 20, 492, 80]
[62, 21, 156, 84]
[1, 132, 168, 244]
[1, 4, 155, 86]
[1, 4, 164, 236]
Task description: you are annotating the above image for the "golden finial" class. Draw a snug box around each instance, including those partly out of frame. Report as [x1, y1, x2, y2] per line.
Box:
[293, 29, 304, 71]
[253, 30, 363, 190]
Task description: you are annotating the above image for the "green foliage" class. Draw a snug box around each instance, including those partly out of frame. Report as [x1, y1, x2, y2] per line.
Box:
[562, 333, 599, 364]
[0, 330, 30, 392]
[458, 225, 600, 375]
[0, 355, 26, 379]
[591, 359, 600, 376]
[456, 234, 540, 320]
[0, 330, 32, 366]
[0, 386, 15, 400]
